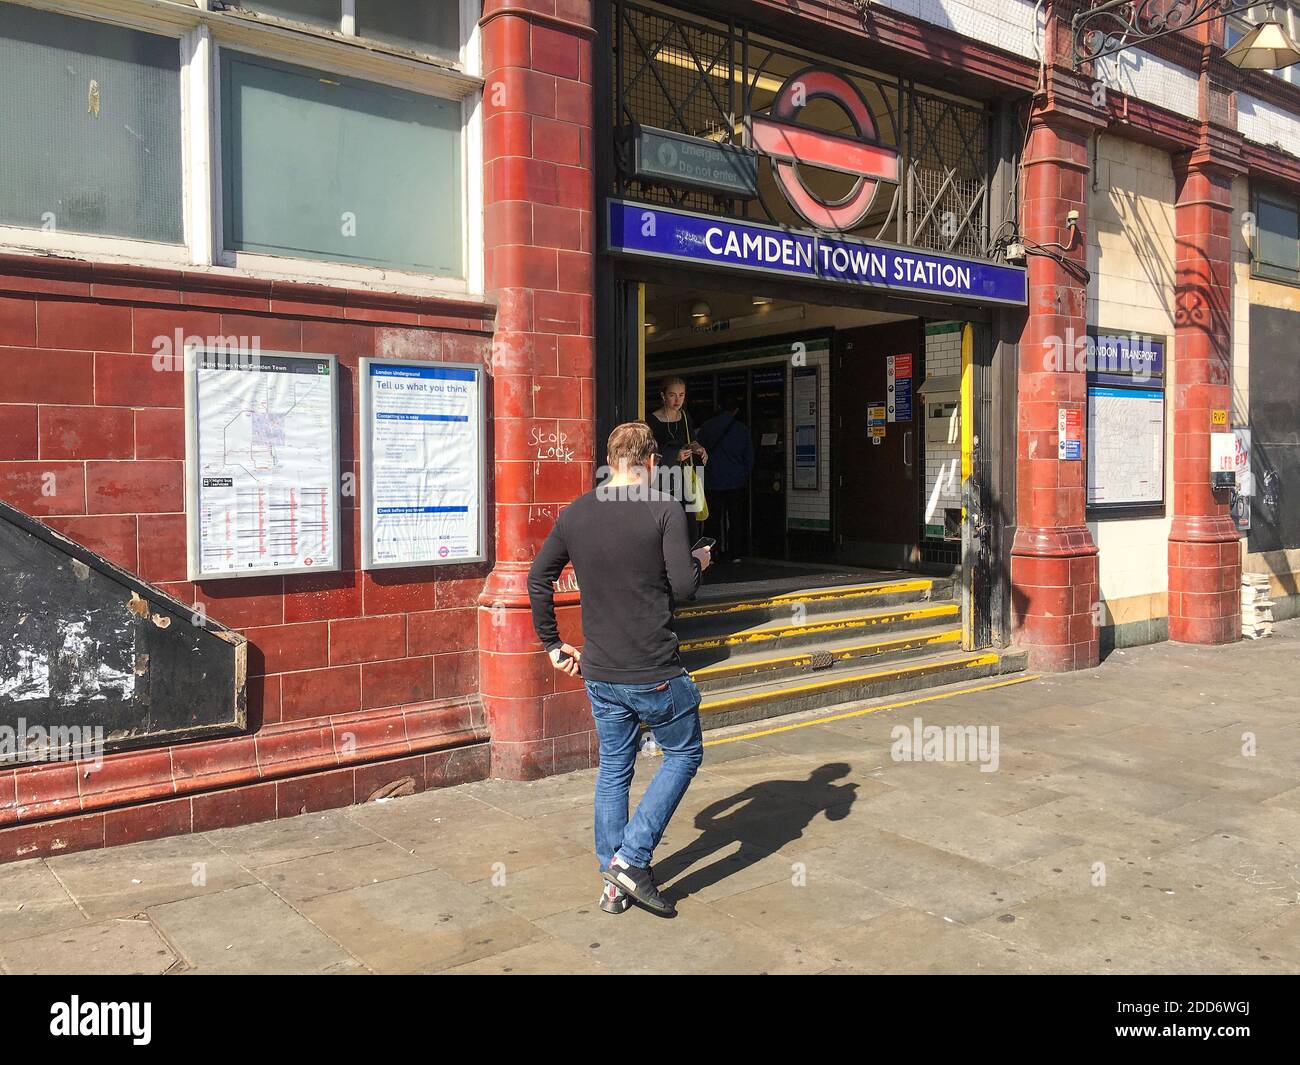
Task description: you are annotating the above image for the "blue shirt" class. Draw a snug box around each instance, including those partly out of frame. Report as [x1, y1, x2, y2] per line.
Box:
[698, 413, 754, 491]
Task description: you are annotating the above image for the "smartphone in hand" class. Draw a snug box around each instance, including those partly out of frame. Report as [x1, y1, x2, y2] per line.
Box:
[692, 537, 717, 553]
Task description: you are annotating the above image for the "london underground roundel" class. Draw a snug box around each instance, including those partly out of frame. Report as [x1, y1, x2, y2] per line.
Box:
[750, 68, 900, 231]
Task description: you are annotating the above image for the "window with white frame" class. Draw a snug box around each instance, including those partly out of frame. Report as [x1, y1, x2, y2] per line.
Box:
[0, 0, 480, 291]
[237, 2, 461, 62]
[220, 51, 463, 275]
[0, 3, 184, 243]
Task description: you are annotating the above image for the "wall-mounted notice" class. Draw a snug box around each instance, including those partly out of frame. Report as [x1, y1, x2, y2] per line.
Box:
[1231, 427, 1252, 532]
[1058, 407, 1083, 461]
[186, 350, 340, 581]
[792, 366, 818, 490]
[360, 359, 485, 569]
[1086, 329, 1166, 514]
[887, 353, 913, 423]
[868, 402, 887, 446]
[1087, 386, 1164, 507]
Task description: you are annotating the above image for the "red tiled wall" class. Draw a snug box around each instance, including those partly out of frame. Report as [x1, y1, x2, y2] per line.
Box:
[0, 272, 493, 730]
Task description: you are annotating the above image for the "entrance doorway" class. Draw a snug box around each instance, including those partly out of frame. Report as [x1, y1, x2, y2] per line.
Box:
[636, 280, 982, 598]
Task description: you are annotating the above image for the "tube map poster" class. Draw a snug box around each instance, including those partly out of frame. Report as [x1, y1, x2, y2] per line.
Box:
[189, 351, 339, 579]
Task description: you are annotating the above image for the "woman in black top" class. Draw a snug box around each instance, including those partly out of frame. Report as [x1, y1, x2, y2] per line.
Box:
[648, 376, 706, 505]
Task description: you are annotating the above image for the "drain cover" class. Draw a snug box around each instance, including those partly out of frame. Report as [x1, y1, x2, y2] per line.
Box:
[809, 651, 834, 670]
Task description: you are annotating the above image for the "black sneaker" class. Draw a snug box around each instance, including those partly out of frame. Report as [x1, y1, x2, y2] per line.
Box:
[602, 856, 676, 917]
[598, 880, 632, 915]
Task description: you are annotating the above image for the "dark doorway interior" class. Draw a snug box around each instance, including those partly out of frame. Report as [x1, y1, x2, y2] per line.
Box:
[833, 319, 926, 568]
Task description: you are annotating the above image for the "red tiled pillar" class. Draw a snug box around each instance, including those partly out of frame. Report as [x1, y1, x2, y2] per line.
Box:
[1010, 109, 1099, 672]
[478, 0, 597, 779]
[1168, 157, 1240, 643]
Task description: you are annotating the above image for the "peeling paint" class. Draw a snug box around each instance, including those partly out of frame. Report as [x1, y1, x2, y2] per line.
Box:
[57, 619, 135, 702]
[0, 648, 50, 702]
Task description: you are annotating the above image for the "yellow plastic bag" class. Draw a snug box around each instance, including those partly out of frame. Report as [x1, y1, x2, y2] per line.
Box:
[683, 412, 708, 522]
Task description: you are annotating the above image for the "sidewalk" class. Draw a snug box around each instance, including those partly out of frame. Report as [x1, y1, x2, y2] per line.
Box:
[3, 621, 1299, 975]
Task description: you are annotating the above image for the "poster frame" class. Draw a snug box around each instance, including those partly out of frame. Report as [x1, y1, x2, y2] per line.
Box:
[185, 348, 341, 582]
[1084, 328, 1168, 519]
[359, 357, 487, 571]
[792, 364, 819, 491]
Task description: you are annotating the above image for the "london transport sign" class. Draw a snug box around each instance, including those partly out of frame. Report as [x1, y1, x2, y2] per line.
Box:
[606, 199, 1029, 307]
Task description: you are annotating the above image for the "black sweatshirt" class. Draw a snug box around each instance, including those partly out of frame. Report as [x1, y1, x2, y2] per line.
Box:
[527, 487, 702, 683]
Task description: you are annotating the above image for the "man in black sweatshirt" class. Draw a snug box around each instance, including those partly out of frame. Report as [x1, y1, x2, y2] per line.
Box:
[527, 421, 712, 917]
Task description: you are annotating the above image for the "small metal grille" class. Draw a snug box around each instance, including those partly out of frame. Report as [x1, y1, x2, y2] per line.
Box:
[906, 93, 989, 258]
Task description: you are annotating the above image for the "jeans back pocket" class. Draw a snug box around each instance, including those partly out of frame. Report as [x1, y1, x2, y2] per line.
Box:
[624, 679, 676, 726]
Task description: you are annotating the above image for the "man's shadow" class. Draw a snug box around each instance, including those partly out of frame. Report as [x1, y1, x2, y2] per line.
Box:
[655, 763, 858, 902]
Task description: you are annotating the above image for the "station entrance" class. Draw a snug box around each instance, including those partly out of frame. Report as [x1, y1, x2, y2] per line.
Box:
[590, 0, 1031, 721]
[596, 274, 1022, 730]
[625, 276, 995, 625]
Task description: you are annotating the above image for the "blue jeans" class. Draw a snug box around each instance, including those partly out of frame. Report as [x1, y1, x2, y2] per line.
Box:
[585, 672, 704, 871]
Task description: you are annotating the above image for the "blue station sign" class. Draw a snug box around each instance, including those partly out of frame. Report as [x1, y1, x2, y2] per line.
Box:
[606, 199, 1028, 307]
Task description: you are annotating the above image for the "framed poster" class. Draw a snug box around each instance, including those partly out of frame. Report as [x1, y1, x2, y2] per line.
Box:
[186, 349, 340, 581]
[360, 359, 486, 570]
[1085, 330, 1166, 515]
[792, 365, 818, 490]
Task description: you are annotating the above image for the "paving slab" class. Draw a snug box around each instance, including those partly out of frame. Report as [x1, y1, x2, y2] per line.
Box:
[436, 936, 612, 975]
[0, 915, 176, 975]
[843, 788, 1081, 867]
[467, 853, 609, 921]
[46, 835, 256, 920]
[148, 883, 364, 974]
[205, 809, 385, 868]
[297, 870, 543, 973]
[254, 841, 438, 904]
[534, 896, 836, 974]
[793, 828, 1056, 923]
[969, 888, 1299, 975]
[804, 906, 1061, 974]
[0, 858, 87, 945]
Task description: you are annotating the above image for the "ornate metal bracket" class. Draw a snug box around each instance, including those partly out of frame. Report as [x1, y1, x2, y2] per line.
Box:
[1073, 0, 1264, 67]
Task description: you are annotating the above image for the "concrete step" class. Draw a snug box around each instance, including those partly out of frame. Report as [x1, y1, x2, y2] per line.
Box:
[674, 575, 952, 638]
[687, 623, 963, 693]
[699, 665, 1037, 745]
[678, 600, 961, 662]
[697, 648, 1029, 732]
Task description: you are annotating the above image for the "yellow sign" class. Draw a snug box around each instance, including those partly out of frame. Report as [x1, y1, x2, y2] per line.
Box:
[868, 404, 887, 439]
[1212, 409, 1228, 426]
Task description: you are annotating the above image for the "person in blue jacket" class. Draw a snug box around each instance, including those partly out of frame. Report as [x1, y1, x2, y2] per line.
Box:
[696, 393, 754, 563]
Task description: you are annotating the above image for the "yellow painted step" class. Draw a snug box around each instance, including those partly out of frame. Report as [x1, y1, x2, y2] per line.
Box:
[689, 627, 962, 682]
[699, 652, 1002, 715]
[678, 602, 959, 654]
[674, 578, 936, 621]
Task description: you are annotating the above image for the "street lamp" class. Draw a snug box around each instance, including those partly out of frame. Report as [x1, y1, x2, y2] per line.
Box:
[1224, 4, 1300, 68]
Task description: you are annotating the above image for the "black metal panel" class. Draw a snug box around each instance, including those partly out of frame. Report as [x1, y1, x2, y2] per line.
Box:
[1248, 303, 1300, 553]
[0, 502, 246, 762]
